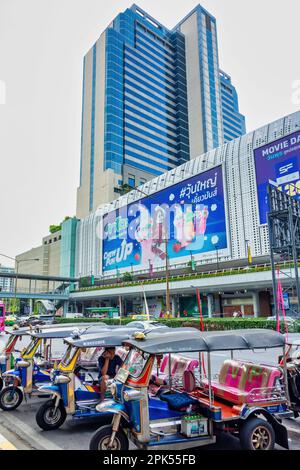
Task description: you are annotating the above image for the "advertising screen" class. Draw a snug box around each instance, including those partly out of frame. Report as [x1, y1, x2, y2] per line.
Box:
[102, 165, 228, 273]
[254, 130, 300, 225]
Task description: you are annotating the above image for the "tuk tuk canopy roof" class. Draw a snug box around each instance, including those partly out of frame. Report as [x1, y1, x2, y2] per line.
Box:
[30, 323, 111, 339]
[6, 327, 30, 337]
[64, 329, 134, 348]
[124, 328, 286, 354]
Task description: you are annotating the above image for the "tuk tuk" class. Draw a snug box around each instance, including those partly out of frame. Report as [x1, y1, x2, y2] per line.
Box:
[34, 328, 144, 431]
[0, 323, 112, 411]
[281, 337, 300, 418]
[0, 302, 5, 333]
[90, 328, 291, 451]
[0, 326, 31, 390]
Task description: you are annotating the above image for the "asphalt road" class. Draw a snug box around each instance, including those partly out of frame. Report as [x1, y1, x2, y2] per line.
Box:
[1, 330, 300, 451]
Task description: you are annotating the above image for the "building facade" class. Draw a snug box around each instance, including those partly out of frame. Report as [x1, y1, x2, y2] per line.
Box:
[76, 4, 245, 219]
[16, 231, 62, 291]
[0, 265, 14, 292]
[72, 110, 300, 317]
[74, 110, 300, 308]
[220, 70, 246, 143]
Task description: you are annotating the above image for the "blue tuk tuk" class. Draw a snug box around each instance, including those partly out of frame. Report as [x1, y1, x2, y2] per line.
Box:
[35, 329, 140, 430]
[89, 328, 291, 451]
[0, 323, 112, 410]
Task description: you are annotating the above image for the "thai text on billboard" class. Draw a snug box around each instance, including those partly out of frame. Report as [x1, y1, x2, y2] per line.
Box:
[102, 165, 227, 273]
[254, 130, 300, 225]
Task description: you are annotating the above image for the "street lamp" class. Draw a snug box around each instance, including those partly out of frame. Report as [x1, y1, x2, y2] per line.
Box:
[245, 239, 251, 265]
[215, 244, 219, 270]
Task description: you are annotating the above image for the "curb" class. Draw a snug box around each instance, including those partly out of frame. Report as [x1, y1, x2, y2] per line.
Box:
[0, 433, 17, 450]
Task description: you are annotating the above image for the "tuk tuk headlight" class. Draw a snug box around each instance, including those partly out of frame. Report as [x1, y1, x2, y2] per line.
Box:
[0, 354, 7, 365]
[15, 360, 30, 369]
[54, 374, 70, 384]
[123, 389, 144, 401]
[108, 381, 116, 397]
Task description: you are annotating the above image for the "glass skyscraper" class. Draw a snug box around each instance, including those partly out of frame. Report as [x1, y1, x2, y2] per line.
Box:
[76, 4, 245, 219]
[220, 70, 246, 143]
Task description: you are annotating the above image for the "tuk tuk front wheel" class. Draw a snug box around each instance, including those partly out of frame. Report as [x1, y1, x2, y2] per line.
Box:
[89, 425, 129, 450]
[36, 399, 67, 431]
[239, 417, 275, 450]
[0, 385, 23, 411]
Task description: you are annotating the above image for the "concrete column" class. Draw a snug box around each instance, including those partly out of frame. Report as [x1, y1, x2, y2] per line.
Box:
[207, 294, 214, 318]
[29, 299, 33, 315]
[252, 291, 260, 318]
[171, 296, 179, 318]
[63, 301, 69, 317]
[213, 294, 222, 315]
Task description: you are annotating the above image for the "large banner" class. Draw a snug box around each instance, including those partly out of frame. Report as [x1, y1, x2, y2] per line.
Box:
[102, 165, 228, 273]
[254, 130, 300, 225]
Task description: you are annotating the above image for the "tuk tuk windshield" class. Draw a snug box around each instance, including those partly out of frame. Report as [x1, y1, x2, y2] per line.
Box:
[60, 345, 78, 368]
[23, 337, 40, 357]
[290, 344, 300, 360]
[122, 348, 150, 378]
[4, 334, 18, 352]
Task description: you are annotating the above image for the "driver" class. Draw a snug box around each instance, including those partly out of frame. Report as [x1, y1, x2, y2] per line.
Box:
[98, 347, 123, 400]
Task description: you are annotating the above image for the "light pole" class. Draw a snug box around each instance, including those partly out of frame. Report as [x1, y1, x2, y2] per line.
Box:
[245, 239, 250, 265]
[164, 239, 171, 317]
[215, 244, 219, 270]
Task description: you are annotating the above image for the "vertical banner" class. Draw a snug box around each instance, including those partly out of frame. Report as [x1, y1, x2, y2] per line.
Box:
[254, 130, 300, 225]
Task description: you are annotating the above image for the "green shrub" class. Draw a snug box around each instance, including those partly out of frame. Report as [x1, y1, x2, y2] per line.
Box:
[55, 316, 300, 332]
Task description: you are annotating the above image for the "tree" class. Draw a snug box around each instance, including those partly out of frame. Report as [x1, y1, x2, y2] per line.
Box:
[122, 272, 133, 282]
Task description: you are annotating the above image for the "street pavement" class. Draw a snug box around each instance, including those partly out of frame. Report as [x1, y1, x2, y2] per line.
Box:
[0, 330, 300, 450]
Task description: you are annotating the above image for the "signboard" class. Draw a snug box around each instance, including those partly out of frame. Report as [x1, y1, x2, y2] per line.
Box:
[283, 293, 290, 311]
[102, 165, 228, 273]
[254, 130, 300, 225]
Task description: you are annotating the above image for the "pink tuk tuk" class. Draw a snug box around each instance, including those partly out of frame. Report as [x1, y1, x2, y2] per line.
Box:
[0, 302, 5, 333]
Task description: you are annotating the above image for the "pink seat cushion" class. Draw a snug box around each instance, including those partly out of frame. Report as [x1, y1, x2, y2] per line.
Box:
[202, 360, 282, 405]
[183, 370, 196, 392]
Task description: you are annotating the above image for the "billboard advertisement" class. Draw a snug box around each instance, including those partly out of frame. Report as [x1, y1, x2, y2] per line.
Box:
[102, 165, 228, 273]
[254, 130, 300, 225]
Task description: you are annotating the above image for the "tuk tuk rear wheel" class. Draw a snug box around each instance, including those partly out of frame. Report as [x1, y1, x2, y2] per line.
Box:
[239, 417, 275, 450]
[36, 399, 67, 431]
[89, 425, 129, 450]
[0, 385, 23, 411]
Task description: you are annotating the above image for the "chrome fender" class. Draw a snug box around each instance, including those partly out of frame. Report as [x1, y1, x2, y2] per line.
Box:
[38, 384, 61, 398]
[96, 400, 130, 422]
[2, 369, 20, 378]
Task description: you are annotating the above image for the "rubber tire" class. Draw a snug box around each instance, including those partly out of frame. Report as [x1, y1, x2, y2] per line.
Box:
[239, 417, 275, 450]
[35, 399, 67, 431]
[89, 425, 129, 450]
[0, 386, 23, 411]
[0, 376, 3, 391]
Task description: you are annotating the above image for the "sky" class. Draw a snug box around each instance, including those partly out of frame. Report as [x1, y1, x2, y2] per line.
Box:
[0, 0, 300, 267]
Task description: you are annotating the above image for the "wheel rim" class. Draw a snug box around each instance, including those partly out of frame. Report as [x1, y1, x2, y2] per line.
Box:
[251, 426, 272, 450]
[2, 390, 19, 408]
[44, 407, 62, 425]
[98, 435, 121, 451]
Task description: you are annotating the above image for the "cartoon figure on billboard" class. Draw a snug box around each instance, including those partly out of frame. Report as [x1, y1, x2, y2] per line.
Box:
[188, 205, 209, 251]
[151, 206, 167, 261]
[135, 205, 153, 266]
[173, 204, 192, 251]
